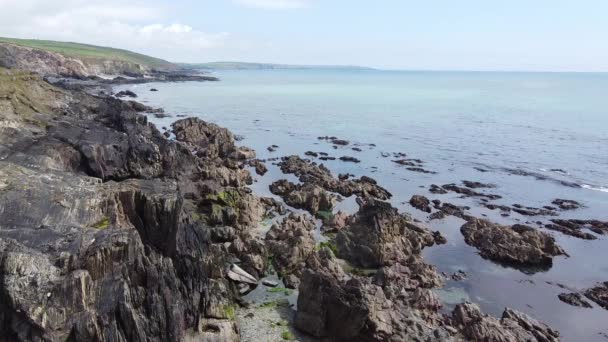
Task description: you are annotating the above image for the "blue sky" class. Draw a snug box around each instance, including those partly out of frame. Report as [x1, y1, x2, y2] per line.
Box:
[1, 0, 607, 71]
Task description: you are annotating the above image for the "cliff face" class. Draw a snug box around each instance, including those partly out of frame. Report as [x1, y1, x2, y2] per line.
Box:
[0, 43, 170, 78]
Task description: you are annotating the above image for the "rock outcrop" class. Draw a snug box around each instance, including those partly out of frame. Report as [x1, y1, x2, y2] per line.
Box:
[461, 218, 567, 268]
[335, 199, 445, 268]
[0, 69, 268, 341]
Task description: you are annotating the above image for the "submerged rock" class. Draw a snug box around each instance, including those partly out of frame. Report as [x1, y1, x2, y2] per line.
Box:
[552, 199, 582, 210]
[558, 293, 592, 308]
[585, 282, 608, 310]
[461, 218, 567, 268]
[114, 89, 137, 97]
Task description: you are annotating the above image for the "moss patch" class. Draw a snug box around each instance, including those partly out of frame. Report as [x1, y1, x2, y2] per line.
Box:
[267, 287, 292, 295]
[91, 217, 110, 230]
[223, 305, 236, 321]
[281, 330, 296, 340]
[316, 241, 338, 255]
[315, 210, 333, 221]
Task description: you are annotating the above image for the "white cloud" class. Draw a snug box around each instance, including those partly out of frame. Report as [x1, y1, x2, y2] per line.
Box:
[0, 0, 230, 62]
[233, 0, 311, 9]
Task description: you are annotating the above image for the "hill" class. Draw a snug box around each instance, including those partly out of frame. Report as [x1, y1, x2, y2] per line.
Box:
[181, 61, 374, 71]
[0, 37, 176, 77]
[0, 37, 174, 70]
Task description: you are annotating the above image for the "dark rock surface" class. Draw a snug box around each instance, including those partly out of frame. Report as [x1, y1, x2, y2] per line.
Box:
[0, 70, 268, 341]
[461, 218, 567, 268]
[269, 179, 337, 215]
[409, 195, 432, 213]
[451, 302, 560, 342]
[558, 293, 592, 308]
[114, 89, 137, 97]
[585, 282, 608, 310]
[552, 199, 582, 210]
[335, 199, 445, 268]
[278, 155, 391, 200]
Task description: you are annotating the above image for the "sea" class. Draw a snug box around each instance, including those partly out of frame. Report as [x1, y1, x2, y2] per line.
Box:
[116, 69, 608, 341]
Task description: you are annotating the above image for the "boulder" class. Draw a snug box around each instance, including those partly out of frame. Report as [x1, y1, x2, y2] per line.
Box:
[461, 218, 567, 268]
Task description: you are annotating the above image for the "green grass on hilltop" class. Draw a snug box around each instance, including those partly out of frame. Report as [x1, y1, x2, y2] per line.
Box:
[0, 37, 174, 70]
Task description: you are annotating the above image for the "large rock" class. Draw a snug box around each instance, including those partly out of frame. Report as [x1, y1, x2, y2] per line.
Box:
[451, 303, 560, 342]
[269, 179, 337, 215]
[461, 218, 567, 268]
[278, 155, 392, 200]
[265, 213, 317, 288]
[335, 199, 444, 268]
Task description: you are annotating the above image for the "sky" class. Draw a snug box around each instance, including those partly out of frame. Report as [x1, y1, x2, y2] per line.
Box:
[0, 0, 607, 71]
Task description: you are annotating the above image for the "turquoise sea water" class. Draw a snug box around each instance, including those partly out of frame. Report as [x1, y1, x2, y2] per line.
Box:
[118, 69, 608, 341]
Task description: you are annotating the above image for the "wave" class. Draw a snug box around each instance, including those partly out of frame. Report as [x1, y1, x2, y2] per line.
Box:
[581, 184, 608, 193]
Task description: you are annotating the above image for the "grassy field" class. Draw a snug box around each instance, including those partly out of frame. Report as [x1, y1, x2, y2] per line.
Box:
[0, 37, 174, 70]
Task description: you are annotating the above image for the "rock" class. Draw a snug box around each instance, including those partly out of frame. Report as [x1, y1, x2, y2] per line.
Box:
[551, 198, 581, 210]
[150, 88, 158, 91]
[0, 70, 267, 341]
[262, 279, 279, 287]
[335, 199, 443, 268]
[442, 183, 502, 200]
[172, 117, 236, 159]
[322, 210, 350, 233]
[544, 222, 597, 240]
[352, 147, 362, 152]
[409, 195, 432, 213]
[451, 303, 560, 342]
[584, 282, 608, 310]
[511, 204, 558, 217]
[295, 250, 453, 341]
[430, 202, 473, 221]
[558, 293, 592, 308]
[114, 90, 137, 98]
[549, 219, 608, 236]
[265, 213, 317, 288]
[277, 155, 391, 200]
[429, 184, 448, 194]
[461, 218, 567, 268]
[462, 180, 495, 188]
[248, 159, 268, 176]
[339, 156, 360, 163]
[269, 179, 337, 215]
[305, 151, 318, 157]
[227, 264, 258, 285]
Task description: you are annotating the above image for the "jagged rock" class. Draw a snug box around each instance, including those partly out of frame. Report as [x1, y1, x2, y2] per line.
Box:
[409, 195, 432, 213]
[172, 117, 236, 159]
[552, 199, 582, 210]
[585, 282, 608, 310]
[269, 179, 337, 215]
[278, 155, 391, 200]
[548, 219, 608, 237]
[558, 293, 592, 308]
[429, 184, 448, 194]
[451, 302, 560, 342]
[442, 183, 502, 200]
[248, 159, 268, 175]
[114, 90, 137, 98]
[322, 210, 350, 233]
[339, 156, 360, 163]
[0, 72, 264, 341]
[335, 199, 444, 268]
[265, 213, 317, 288]
[462, 180, 495, 188]
[461, 218, 567, 268]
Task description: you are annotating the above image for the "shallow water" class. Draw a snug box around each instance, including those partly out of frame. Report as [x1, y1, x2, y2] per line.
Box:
[117, 69, 608, 341]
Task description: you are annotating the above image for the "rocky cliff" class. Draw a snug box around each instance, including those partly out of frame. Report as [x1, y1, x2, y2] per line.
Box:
[0, 42, 175, 78]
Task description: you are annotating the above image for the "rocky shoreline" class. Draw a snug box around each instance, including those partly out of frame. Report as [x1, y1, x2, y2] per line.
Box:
[0, 66, 586, 341]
